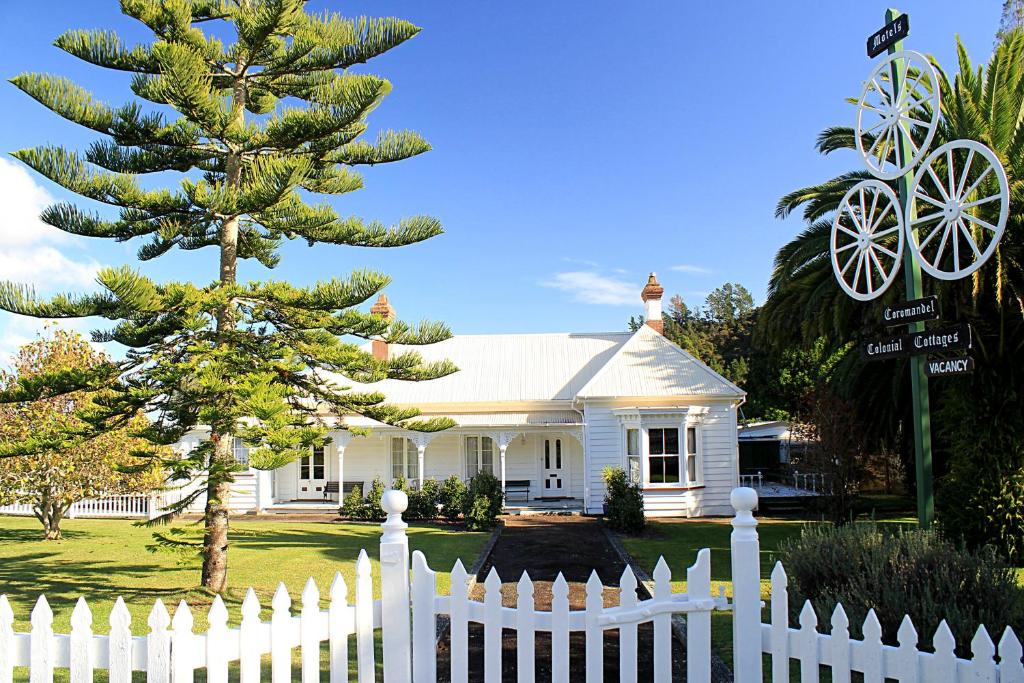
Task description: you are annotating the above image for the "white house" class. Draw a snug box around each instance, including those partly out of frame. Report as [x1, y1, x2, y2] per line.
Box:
[177, 274, 746, 517]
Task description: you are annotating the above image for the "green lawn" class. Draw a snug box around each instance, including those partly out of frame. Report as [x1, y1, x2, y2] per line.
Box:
[620, 501, 918, 667]
[0, 516, 489, 635]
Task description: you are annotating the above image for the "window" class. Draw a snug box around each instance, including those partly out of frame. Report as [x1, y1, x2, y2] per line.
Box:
[300, 446, 325, 480]
[686, 426, 699, 483]
[465, 436, 494, 478]
[391, 438, 419, 483]
[544, 439, 562, 469]
[626, 428, 641, 484]
[648, 428, 680, 484]
[232, 437, 250, 465]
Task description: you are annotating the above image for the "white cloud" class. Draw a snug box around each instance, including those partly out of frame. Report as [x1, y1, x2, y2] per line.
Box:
[0, 158, 103, 288]
[560, 256, 600, 268]
[670, 264, 712, 275]
[542, 271, 637, 306]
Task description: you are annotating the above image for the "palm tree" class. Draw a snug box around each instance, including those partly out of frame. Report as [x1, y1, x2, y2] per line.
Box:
[762, 31, 1024, 557]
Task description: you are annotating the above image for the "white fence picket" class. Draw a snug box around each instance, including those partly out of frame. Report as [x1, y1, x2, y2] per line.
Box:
[0, 596, 12, 683]
[516, 572, 535, 683]
[1000, 627, 1024, 683]
[108, 597, 132, 683]
[240, 589, 262, 683]
[69, 598, 92, 683]
[411, 551, 437, 683]
[146, 599, 171, 683]
[796, 601, 818, 683]
[551, 573, 570, 683]
[686, 549, 712, 683]
[927, 621, 958, 683]
[618, 566, 638, 683]
[969, 625, 997, 682]
[769, 562, 789, 683]
[653, 557, 672, 682]
[354, 550, 375, 683]
[584, 571, 603, 683]
[271, 583, 292, 683]
[893, 615, 920, 682]
[449, 559, 469, 683]
[828, 604, 850, 683]
[206, 595, 229, 683]
[328, 572, 350, 683]
[483, 567, 503, 683]
[860, 610, 884, 683]
[171, 601, 194, 683]
[301, 578, 321, 683]
[30, 595, 54, 683]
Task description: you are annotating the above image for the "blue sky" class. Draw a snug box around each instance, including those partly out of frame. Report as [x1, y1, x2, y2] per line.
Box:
[0, 1, 1001, 362]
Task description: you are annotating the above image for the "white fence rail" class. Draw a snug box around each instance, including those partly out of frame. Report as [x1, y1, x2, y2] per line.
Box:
[0, 494, 155, 519]
[1, 487, 1021, 682]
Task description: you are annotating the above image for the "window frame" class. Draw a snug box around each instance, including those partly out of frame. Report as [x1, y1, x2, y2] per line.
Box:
[646, 426, 682, 485]
[390, 437, 420, 483]
[464, 435, 495, 479]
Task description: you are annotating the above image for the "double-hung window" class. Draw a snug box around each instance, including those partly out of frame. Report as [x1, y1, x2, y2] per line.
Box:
[685, 426, 699, 484]
[648, 428, 681, 484]
[391, 438, 419, 483]
[625, 428, 641, 484]
[232, 437, 250, 465]
[465, 436, 494, 478]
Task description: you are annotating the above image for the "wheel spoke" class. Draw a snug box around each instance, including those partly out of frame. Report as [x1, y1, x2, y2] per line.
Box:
[872, 242, 898, 259]
[947, 148, 956, 194]
[899, 120, 920, 155]
[863, 117, 890, 135]
[872, 225, 901, 238]
[925, 165, 951, 201]
[843, 202, 864, 233]
[959, 164, 994, 201]
[952, 217, 961, 271]
[962, 212, 1000, 233]
[868, 201, 893, 234]
[866, 126, 890, 159]
[866, 188, 881, 231]
[900, 114, 931, 127]
[918, 218, 949, 250]
[959, 194, 1001, 210]
[840, 247, 862, 277]
[933, 221, 953, 267]
[859, 188, 867, 226]
[910, 209, 945, 225]
[871, 77, 893, 105]
[914, 190, 945, 209]
[868, 247, 890, 282]
[835, 241, 859, 254]
[851, 250, 866, 291]
[957, 219, 984, 260]
[876, 127, 895, 165]
[955, 149, 975, 199]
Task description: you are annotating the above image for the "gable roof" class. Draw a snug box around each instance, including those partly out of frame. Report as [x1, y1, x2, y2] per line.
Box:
[323, 325, 743, 406]
[576, 325, 744, 399]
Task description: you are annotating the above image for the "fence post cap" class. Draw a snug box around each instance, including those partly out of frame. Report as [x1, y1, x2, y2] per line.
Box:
[381, 488, 408, 515]
[730, 486, 758, 512]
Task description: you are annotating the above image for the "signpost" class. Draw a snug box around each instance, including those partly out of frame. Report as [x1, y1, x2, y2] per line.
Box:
[828, 10, 1008, 528]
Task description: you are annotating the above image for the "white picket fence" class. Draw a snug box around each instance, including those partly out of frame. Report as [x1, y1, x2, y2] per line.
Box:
[0, 494, 155, 519]
[0, 487, 1021, 682]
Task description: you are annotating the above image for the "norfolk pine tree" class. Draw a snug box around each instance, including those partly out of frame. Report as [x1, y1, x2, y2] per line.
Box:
[0, 0, 457, 591]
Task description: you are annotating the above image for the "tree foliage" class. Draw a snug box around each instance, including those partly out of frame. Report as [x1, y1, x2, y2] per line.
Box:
[762, 30, 1024, 554]
[0, 1, 454, 589]
[0, 328, 162, 540]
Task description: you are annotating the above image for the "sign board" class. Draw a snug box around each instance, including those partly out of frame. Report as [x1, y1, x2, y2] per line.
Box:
[883, 295, 939, 327]
[862, 323, 972, 361]
[867, 14, 909, 58]
[908, 323, 971, 354]
[925, 356, 974, 377]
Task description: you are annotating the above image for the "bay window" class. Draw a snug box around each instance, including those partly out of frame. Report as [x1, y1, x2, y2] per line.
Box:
[686, 426, 699, 483]
[465, 436, 494, 477]
[626, 428, 641, 483]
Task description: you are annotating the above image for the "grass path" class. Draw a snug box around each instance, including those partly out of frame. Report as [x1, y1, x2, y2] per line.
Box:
[0, 516, 489, 635]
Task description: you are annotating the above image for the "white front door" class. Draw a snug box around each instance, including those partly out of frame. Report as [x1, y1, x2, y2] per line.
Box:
[541, 438, 566, 496]
[298, 446, 327, 499]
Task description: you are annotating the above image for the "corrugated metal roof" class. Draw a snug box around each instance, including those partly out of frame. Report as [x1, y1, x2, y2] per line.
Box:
[323, 332, 629, 403]
[576, 325, 745, 398]
[343, 411, 582, 428]
[323, 326, 742, 405]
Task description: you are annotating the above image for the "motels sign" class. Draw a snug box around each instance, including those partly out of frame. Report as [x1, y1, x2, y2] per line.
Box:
[862, 323, 971, 361]
[866, 14, 910, 58]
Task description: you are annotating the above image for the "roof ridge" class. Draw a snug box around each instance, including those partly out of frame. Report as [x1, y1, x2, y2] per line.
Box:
[574, 326, 647, 398]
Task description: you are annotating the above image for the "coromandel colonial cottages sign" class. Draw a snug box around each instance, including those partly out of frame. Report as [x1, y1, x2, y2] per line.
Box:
[827, 11, 1010, 527]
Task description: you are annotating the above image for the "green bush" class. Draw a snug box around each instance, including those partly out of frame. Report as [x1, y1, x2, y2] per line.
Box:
[602, 466, 645, 534]
[778, 522, 1024, 654]
[438, 475, 466, 522]
[407, 479, 441, 520]
[339, 484, 363, 518]
[360, 476, 386, 521]
[463, 471, 503, 530]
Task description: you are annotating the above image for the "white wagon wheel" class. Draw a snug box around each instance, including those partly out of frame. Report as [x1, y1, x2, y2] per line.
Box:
[856, 50, 940, 180]
[831, 179, 905, 301]
[904, 139, 1009, 280]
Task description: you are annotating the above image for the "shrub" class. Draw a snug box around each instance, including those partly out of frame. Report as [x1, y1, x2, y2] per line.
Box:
[339, 484, 364, 518]
[438, 475, 466, 522]
[778, 522, 1024, 654]
[407, 479, 441, 520]
[463, 471, 503, 530]
[602, 466, 645, 534]
[360, 477, 386, 521]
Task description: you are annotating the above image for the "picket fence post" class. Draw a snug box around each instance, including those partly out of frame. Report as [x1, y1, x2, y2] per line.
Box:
[730, 487, 763, 683]
[380, 488, 412, 683]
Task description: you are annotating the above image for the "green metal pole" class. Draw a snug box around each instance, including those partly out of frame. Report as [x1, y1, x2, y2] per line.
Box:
[886, 7, 934, 529]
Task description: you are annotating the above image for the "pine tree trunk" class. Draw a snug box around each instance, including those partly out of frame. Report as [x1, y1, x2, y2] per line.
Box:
[200, 77, 246, 593]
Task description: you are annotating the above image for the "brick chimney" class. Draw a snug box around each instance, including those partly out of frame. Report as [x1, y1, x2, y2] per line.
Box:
[641, 272, 664, 334]
[370, 293, 396, 361]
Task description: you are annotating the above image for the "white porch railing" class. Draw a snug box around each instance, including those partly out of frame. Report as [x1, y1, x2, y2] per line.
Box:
[0, 494, 155, 519]
[1, 488, 1021, 682]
